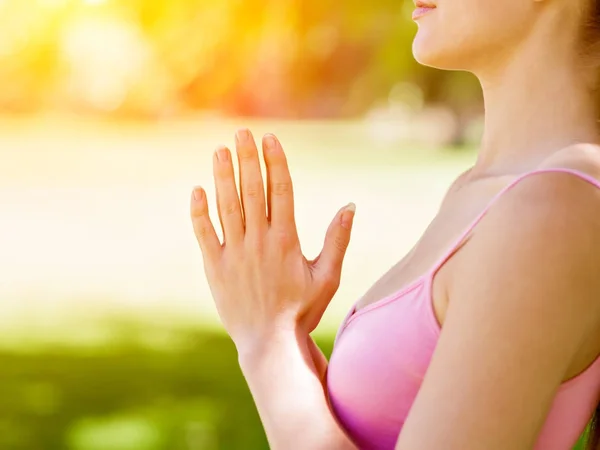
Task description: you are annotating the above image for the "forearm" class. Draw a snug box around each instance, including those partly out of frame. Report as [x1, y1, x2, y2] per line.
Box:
[238, 330, 355, 450]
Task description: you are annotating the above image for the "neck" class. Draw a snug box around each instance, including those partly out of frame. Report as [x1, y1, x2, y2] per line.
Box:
[474, 37, 599, 177]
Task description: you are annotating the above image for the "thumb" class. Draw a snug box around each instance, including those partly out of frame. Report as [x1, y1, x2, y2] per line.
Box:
[313, 202, 356, 280]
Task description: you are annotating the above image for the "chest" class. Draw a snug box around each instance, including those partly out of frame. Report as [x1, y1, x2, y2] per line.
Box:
[328, 280, 440, 449]
[354, 176, 507, 313]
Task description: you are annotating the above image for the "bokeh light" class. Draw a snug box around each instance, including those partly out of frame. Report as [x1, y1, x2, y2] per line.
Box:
[61, 16, 150, 111]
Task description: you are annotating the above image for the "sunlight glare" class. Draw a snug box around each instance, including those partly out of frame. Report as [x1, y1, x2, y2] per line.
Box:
[61, 17, 151, 111]
[37, 0, 69, 7]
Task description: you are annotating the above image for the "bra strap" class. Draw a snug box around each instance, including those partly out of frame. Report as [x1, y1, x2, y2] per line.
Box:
[428, 167, 600, 275]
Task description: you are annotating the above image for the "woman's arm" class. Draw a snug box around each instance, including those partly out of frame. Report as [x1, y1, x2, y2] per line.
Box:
[239, 330, 354, 450]
[396, 171, 600, 449]
[190, 129, 356, 450]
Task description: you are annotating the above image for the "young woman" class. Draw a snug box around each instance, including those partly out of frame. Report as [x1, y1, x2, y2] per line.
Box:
[190, 0, 600, 448]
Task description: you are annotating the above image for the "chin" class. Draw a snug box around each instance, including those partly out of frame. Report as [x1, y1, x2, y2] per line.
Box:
[412, 30, 471, 71]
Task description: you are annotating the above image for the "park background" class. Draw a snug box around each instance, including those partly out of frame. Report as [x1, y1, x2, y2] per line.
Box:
[0, 0, 588, 449]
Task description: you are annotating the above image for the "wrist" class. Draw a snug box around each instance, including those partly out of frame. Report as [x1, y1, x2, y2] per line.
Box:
[236, 325, 309, 374]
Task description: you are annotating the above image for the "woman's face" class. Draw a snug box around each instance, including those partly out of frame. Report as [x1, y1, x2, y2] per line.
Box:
[411, 0, 551, 72]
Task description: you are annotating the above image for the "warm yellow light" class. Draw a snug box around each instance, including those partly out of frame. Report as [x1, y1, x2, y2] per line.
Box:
[61, 16, 151, 111]
[36, 0, 69, 7]
[82, 0, 106, 5]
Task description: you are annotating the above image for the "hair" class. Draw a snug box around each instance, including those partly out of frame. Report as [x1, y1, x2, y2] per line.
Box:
[583, 1, 600, 448]
[582, 0, 600, 58]
[581, 0, 600, 115]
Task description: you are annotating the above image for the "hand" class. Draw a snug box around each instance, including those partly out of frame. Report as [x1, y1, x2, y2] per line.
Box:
[190, 129, 356, 354]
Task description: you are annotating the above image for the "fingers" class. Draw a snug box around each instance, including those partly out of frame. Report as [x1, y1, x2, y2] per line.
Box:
[313, 203, 356, 283]
[213, 146, 245, 245]
[190, 187, 221, 261]
[206, 131, 295, 247]
[262, 134, 296, 231]
[235, 129, 267, 237]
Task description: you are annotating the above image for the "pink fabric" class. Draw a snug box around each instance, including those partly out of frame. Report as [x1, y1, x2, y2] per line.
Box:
[327, 168, 600, 450]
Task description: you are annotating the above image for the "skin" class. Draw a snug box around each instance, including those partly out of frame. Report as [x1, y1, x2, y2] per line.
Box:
[191, 0, 600, 448]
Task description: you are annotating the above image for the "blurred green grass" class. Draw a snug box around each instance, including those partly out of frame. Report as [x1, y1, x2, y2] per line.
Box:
[0, 324, 335, 450]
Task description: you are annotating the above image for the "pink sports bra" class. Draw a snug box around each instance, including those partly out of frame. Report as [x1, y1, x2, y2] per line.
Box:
[327, 168, 600, 450]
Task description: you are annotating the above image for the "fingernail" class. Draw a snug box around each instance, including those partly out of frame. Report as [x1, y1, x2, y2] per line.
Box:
[193, 188, 205, 201]
[264, 134, 277, 152]
[341, 203, 356, 229]
[216, 147, 229, 162]
[236, 129, 250, 143]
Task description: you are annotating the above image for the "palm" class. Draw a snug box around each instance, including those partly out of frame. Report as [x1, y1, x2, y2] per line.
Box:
[190, 129, 355, 346]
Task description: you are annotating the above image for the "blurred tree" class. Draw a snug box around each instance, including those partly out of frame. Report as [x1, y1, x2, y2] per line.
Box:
[0, 0, 482, 121]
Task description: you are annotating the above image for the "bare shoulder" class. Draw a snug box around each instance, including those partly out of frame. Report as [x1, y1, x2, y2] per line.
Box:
[495, 142, 600, 232]
[446, 142, 600, 316]
[450, 142, 600, 320]
[458, 165, 600, 280]
[445, 143, 600, 354]
[469, 141, 600, 269]
[501, 142, 600, 236]
[540, 142, 600, 176]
